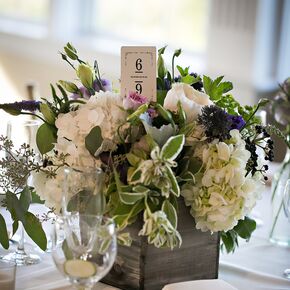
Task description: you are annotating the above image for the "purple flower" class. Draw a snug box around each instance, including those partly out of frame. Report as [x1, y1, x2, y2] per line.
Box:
[72, 79, 112, 100]
[123, 91, 148, 110]
[227, 114, 245, 130]
[94, 79, 112, 92]
[147, 108, 158, 118]
[0, 100, 41, 113]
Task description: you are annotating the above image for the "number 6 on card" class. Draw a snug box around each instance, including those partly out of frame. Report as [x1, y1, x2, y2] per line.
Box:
[121, 46, 156, 102]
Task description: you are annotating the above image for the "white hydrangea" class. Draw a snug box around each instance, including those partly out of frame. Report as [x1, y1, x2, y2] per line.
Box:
[32, 170, 64, 213]
[34, 91, 127, 210]
[182, 129, 262, 232]
[54, 91, 127, 168]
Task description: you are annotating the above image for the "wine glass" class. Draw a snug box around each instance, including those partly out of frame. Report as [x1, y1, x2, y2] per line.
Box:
[283, 179, 290, 279]
[1, 118, 41, 265]
[51, 214, 117, 289]
[62, 167, 106, 216]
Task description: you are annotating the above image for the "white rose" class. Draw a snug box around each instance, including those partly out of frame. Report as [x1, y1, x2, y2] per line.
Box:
[163, 83, 212, 122]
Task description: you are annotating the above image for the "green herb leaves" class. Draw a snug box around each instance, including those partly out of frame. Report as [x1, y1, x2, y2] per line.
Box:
[203, 75, 233, 101]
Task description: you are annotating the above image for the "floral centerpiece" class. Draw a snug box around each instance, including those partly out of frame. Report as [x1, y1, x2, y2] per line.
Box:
[0, 44, 281, 256]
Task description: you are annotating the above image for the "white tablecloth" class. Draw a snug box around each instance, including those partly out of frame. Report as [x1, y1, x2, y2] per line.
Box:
[1, 164, 290, 290]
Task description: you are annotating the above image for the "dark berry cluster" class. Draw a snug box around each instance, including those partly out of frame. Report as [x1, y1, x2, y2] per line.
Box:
[174, 72, 203, 91]
[245, 125, 274, 180]
[190, 73, 203, 91]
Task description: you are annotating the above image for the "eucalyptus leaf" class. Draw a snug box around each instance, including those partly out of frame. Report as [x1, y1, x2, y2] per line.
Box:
[23, 212, 47, 251]
[19, 186, 32, 212]
[85, 126, 103, 156]
[234, 217, 256, 240]
[36, 123, 57, 154]
[0, 213, 9, 249]
[6, 191, 26, 222]
[12, 220, 18, 236]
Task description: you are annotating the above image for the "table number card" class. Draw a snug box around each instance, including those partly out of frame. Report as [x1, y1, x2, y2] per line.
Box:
[121, 46, 156, 101]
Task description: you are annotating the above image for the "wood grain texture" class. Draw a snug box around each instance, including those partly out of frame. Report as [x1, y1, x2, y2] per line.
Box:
[102, 200, 220, 290]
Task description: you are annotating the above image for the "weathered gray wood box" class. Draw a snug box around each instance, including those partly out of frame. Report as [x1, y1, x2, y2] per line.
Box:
[102, 200, 220, 290]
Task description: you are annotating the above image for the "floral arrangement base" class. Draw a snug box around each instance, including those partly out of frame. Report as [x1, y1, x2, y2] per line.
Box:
[102, 200, 220, 290]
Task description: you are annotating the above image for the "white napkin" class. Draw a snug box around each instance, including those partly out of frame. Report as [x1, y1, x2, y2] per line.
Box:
[162, 279, 237, 290]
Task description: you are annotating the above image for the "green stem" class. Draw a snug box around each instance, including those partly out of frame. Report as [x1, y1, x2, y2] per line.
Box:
[241, 105, 260, 131]
[20, 112, 47, 123]
[269, 198, 284, 238]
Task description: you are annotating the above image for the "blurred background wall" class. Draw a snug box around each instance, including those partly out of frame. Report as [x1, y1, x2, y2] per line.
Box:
[0, 0, 289, 158]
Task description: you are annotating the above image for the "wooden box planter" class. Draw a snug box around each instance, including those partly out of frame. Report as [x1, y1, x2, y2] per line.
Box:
[102, 200, 220, 290]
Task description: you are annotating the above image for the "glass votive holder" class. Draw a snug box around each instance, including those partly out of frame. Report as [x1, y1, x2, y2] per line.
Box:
[0, 260, 16, 290]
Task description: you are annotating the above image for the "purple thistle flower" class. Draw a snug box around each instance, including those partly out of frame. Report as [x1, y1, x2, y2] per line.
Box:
[227, 114, 246, 130]
[123, 91, 148, 110]
[0, 100, 41, 113]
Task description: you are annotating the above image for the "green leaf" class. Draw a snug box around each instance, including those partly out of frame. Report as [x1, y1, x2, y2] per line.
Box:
[158, 46, 167, 55]
[23, 212, 47, 251]
[0, 104, 21, 116]
[6, 191, 26, 222]
[64, 46, 78, 60]
[36, 123, 57, 154]
[161, 134, 185, 161]
[119, 192, 145, 205]
[12, 220, 18, 236]
[40, 103, 56, 125]
[58, 80, 79, 94]
[166, 166, 180, 197]
[66, 42, 77, 53]
[133, 185, 150, 194]
[176, 65, 185, 76]
[77, 64, 94, 89]
[180, 74, 196, 85]
[0, 213, 9, 249]
[127, 103, 148, 122]
[162, 200, 177, 229]
[155, 103, 174, 125]
[157, 90, 168, 106]
[257, 98, 270, 107]
[233, 217, 256, 240]
[85, 126, 103, 156]
[203, 75, 233, 101]
[57, 84, 68, 102]
[31, 190, 45, 204]
[126, 152, 141, 167]
[177, 101, 186, 126]
[221, 231, 236, 253]
[19, 186, 32, 212]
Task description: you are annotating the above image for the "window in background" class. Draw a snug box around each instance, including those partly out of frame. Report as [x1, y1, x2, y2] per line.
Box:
[92, 0, 209, 55]
[0, 0, 49, 23]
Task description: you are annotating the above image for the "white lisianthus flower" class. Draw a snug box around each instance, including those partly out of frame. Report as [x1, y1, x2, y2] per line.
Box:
[181, 130, 262, 232]
[163, 83, 212, 122]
